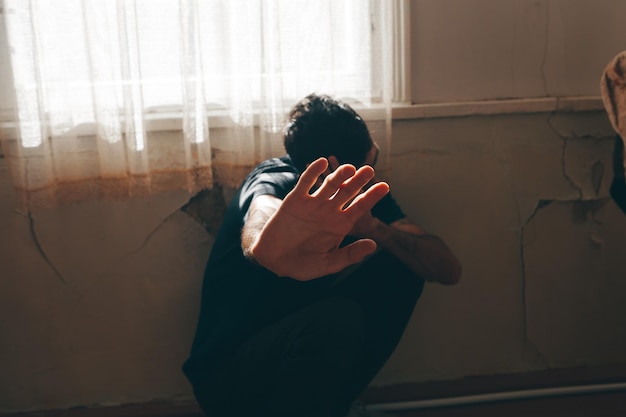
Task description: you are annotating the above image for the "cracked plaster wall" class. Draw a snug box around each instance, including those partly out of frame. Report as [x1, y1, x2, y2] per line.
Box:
[374, 111, 626, 386]
[3, 0, 626, 413]
[0, 163, 214, 411]
[3, 111, 625, 412]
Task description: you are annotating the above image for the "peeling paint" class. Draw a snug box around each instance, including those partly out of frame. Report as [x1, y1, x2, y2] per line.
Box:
[180, 185, 227, 235]
[571, 199, 610, 224]
[589, 234, 604, 246]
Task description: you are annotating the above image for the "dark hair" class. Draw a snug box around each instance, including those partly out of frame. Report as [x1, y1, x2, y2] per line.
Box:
[283, 93, 373, 172]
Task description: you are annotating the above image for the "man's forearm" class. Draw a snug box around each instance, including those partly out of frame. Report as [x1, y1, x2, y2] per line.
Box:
[241, 198, 278, 262]
[369, 221, 462, 285]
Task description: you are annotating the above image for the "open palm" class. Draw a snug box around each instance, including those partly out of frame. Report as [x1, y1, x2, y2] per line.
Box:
[250, 158, 389, 281]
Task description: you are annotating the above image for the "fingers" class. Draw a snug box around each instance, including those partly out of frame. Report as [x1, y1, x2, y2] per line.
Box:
[293, 158, 329, 195]
[344, 181, 389, 220]
[312, 163, 358, 200]
[328, 156, 340, 171]
[297, 158, 386, 213]
[329, 165, 376, 207]
[313, 164, 371, 202]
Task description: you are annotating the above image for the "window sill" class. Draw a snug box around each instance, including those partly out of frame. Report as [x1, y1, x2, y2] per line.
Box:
[0, 96, 606, 144]
[392, 96, 604, 120]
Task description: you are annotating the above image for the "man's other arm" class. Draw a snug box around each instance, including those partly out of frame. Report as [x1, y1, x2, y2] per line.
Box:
[345, 186, 462, 285]
[362, 216, 462, 285]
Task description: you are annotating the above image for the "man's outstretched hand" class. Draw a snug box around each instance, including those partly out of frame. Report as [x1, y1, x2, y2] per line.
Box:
[247, 157, 390, 281]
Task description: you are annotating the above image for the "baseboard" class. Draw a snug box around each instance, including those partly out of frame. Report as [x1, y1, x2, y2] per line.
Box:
[4, 364, 626, 417]
[361, 363, 626, 405]
[0, 402, 203, 417]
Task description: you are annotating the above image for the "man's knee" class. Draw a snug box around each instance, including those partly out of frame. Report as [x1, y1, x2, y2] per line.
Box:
[296, 296, 365, 355]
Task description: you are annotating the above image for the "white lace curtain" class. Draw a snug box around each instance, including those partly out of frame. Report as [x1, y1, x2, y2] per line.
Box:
[1, 0, 394, 209]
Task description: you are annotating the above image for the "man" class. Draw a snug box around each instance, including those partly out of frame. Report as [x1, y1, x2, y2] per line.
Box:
[182, 93, 462, 417]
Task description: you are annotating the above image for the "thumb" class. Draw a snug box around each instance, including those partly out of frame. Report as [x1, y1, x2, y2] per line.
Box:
[328, 239, 377, 274]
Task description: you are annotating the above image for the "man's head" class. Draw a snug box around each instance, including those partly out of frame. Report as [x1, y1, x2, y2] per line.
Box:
[284, 93, 374, 172]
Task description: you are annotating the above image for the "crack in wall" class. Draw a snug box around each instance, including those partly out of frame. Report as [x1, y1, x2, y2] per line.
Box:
[519, 199, 552, 366]
[24, 205, 182, 291]
[112, 210, 179, 267]
[540, 0, 551, 97]
[27, 211, 67, 284]
[560, 136, 584, 200]
[518, 196, 611, 368]
[591, 160, 604, 196]
[392, 148, 453, 158]
[57, 208, 182, 348]
[510, 105, 588, 358]
[546, 111, 585, 199]
[510, 3, 517, 94]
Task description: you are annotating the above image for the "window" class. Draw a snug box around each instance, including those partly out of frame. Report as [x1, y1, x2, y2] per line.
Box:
[0, 0, 404, 208]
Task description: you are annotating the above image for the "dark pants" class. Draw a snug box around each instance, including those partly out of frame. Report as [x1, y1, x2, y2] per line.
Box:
[192, 251, 425, 417]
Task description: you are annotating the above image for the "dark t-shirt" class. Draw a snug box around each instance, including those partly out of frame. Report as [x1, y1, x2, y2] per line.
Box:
[182, 155, 405, 385]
